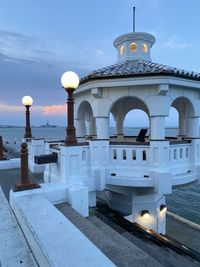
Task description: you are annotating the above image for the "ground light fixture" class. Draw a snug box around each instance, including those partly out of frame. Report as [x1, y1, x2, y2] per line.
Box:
[61, 71, 79, 145]
[141, 210, 150, 218]
[160, 204, 167, 212]
[22, 95, 33, 139]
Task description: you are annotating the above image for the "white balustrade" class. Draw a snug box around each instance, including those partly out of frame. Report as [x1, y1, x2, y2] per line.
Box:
[110, 145, 150, 166]
[169, 143, 191, 163]
[44, 140, 196, 188]
[168, 142, 194, 180]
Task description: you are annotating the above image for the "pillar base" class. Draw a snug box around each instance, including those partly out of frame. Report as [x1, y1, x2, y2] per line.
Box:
[0, 157, 7, 161]
[13, 182, 41, 192]
[117, 134, 124, 141]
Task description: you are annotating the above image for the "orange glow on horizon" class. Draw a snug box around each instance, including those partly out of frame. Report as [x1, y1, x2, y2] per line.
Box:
[42, 104, 66, 116]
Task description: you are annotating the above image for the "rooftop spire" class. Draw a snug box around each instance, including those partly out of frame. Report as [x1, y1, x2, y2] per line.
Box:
[133, 6, 136, 32]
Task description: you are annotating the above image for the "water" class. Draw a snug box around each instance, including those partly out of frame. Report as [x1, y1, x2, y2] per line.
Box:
[0, 126, 199, 224]
[0, 127, 66, 150]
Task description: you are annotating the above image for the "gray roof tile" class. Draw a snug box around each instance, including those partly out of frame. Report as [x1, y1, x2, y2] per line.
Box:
[80, 60, 200, 84]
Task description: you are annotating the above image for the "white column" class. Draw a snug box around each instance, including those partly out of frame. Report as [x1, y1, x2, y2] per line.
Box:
[116, 116, 124, 136]
[148, 118, 151, 139]
[89, 118, 96, 137]
[95, 117, 109, 139]
[179, 112, 186, 136]
[123, 191, 167, 234]
[186, 117, 200, 138]
[74, 118, 85, 138]
[150, 116, 165, 140]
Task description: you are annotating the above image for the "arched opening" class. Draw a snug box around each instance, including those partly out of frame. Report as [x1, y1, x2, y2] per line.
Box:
[110, 96, 150, 142]
[130, 42, 137, 52]
[76, 101, 96, 140]
[142, 43, 148, 53]
[119, 45, 125, 55]
[165, 107, 179, 138]
[123, 109, 149, 137]
[171, 97, 196, 139]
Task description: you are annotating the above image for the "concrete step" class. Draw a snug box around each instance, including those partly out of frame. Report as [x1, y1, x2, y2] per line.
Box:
[122, 231, 200, 267]
[57, 203, 163, 267]
[11, 194, 113, 267]
[90, 212, 177, 267]
[0, 187, 38, 267]
[94, 210, 200, 267]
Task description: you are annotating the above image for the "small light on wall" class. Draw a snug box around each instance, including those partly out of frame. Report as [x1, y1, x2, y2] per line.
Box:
[160, 204, 167, 213]
[141, 210, 150, 218]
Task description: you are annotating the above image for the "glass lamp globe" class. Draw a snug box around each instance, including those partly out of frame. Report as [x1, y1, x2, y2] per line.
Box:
[61, 71, 79, 89]
[22, 96, 33, 106]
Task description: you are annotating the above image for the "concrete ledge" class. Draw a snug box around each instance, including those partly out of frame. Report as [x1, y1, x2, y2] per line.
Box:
[10, 194, 115, 267]
[0, 187, 38, 267]
[10, 182, 89, 217]
[167, 211, 200, 232]
[10, 182, 68, 207]
[0, 158, 20, 170]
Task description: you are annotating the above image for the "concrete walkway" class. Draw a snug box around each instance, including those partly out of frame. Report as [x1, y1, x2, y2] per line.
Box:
[0, 187, 38, 267]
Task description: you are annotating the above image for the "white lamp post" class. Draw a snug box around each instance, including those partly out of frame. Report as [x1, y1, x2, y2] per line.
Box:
[22, 96, 33, 138]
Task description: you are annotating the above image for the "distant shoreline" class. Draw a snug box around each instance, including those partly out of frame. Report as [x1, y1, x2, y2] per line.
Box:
[0, 125, 180, 129]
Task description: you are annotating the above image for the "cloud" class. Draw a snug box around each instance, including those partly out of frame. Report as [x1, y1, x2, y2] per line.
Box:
[0, 30, 114, 126]
[0, 30, 114, 71]
[42, 104, 66, 116]
[165, 35, 191, 50]
[0, 102, 43, 113]
[150, 31, 192, 51]
[0, 102, 67, 125]
[0, 102, 68, 116]
[0, 30, 52, 63]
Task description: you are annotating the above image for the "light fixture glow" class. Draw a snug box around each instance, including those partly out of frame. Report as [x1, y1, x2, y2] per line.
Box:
[141, 210, 150, 218]
[142, 43, 148, 53]
[119, 45, 125, 55]
[22, 96, 33, 106]
[61, 71, 79, 89]
[130, 42, 137, 52]
[160, 204, 167, 213]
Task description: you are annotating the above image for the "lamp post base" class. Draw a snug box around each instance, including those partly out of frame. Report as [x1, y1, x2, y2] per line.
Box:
[13, 182, 41, 192]
[64, 140, 77, 146]
[0, 156, 7, 161]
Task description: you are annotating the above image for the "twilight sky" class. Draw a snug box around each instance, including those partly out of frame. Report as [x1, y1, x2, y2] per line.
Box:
[0, 0, 200, 126]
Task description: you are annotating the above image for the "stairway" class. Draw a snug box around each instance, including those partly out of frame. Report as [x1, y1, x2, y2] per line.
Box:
[56, 203, 200, 267]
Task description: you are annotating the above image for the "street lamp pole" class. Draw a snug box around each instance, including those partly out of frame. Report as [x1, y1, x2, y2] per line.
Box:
[61, 71, 79, 145]
[66, 87, 76, 144]
[22, 96, 33, 139]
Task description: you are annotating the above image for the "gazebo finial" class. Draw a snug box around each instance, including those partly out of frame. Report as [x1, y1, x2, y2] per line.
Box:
[133, 5, 136, 32]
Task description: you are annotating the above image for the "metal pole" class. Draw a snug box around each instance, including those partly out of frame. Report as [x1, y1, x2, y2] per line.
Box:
[24, 105, 32, 138]
[133, 6, 136, 32]
[0, 136, 6, 160]
[20, 142, 29, 184]
[65, 88, 77, 145]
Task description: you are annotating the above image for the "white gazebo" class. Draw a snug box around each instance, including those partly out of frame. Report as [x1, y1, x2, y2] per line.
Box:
[28, 29, 200, 234]
[73, 28, 200, 233]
